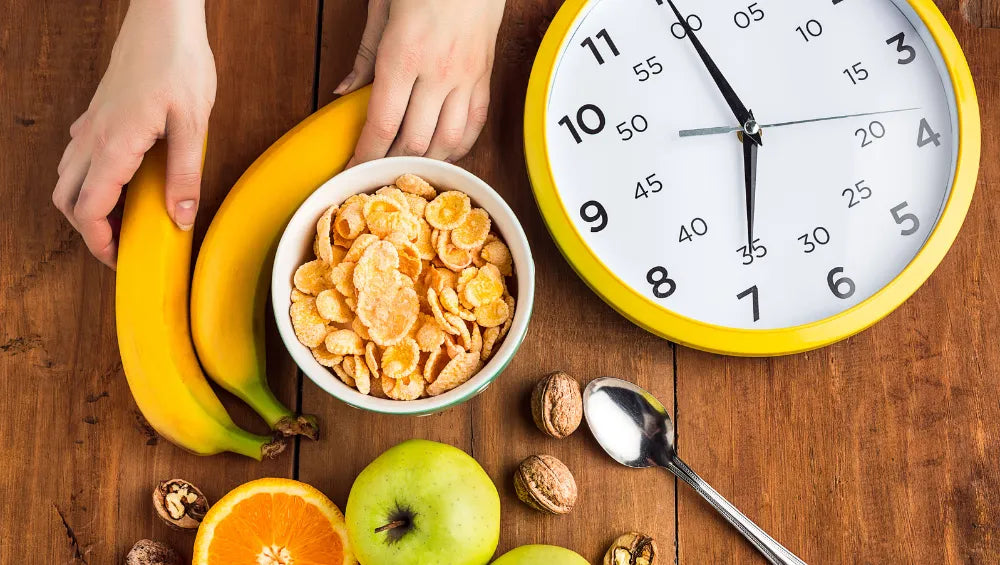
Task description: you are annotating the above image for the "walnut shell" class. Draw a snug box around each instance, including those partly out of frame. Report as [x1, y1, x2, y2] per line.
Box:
[152, 479, 209, 531]
[604, 532, 657, 565]
[513, 454, 578, 515]
[530, 371, 582, 439]
[125, 539, 181, 565]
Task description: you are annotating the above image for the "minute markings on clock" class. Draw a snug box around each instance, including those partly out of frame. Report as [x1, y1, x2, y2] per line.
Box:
[661, 0, 762, 251]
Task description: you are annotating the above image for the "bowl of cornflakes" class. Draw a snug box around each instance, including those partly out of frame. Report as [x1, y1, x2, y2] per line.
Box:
[272, 157, 534, 415]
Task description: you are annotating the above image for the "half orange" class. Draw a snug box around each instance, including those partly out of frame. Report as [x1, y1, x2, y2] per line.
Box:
[193, 478, 355, 565]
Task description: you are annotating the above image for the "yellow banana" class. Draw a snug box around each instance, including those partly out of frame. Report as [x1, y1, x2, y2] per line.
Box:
[117, 142, 284, 460]
[191, 88, 371, 437]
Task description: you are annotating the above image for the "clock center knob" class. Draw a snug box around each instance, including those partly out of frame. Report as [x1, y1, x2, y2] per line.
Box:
[743, 118, 761, 136]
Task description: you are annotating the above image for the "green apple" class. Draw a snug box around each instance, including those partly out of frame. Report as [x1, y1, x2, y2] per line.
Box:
[491, 545, 590, 565]
[346, 439, 500, 565]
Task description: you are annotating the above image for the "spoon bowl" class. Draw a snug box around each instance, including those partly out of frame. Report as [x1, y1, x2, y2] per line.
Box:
[583, 377, 807, 565]
[582, 377, 674, 468]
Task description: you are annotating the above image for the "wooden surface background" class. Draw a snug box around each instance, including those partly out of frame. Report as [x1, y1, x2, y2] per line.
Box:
[0, 1, 996, 563]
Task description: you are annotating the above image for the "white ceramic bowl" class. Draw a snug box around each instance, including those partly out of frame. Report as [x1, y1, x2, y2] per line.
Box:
[272, 157, 535, 415]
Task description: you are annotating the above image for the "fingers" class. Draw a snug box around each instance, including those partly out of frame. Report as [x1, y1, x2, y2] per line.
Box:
[335, 0, 390, 95]
[348, 48, 417, 167]
[74, 135, 146, 268]
[344, 1, 498, 166]
[75, 213, 117, 268]
[452, 77, 491, 162]
[423, 88, 470, 161]
[387, 81, 450, 158]
[69, 113, 89, 138]
[53, 151, 90, 229]
[164, 114, 206, 231]
[57, 137, 78, 177]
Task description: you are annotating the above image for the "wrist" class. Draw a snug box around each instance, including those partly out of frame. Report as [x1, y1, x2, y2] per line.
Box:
[128, 0, 206, 24]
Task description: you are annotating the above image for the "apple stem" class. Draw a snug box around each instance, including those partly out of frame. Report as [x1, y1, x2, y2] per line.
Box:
[374, 520, 407, 534]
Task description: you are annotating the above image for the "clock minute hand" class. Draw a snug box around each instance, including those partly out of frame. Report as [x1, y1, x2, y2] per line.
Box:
[678, 107, 921, 138]
[663, 0, 761, 145]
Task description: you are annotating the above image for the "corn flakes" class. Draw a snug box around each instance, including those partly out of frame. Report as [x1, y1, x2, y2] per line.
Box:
[381, 337, 419, 379]
[315, 204, 338, 263]
[474, 298, 509, 328]
[316, 289, 351, 324]
[425, 191, 471, 230]
[290, 298, 328, 348]
[325, 329, 365, 356]
[451, 208, 491, 250]
[426, 351, 481, 396]
[293, 260, 330, 296]
[334, 202, 366, 240]
[396, 173, 437, 199]
[311, 344, 343, 368]
[383, 372, 426, 401]
[290, 173, 517, 400]
[344, 233, 380, 263]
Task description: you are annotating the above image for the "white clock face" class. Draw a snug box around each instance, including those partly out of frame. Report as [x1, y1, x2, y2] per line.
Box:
[545, 0, 958, 329]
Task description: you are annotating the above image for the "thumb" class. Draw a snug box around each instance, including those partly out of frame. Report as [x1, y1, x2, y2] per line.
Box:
[164, 117, 206, 231]
[335, 0, 389, 95]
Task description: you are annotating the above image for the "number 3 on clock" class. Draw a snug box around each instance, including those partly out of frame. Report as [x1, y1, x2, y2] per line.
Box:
[524, 0, 978, 353]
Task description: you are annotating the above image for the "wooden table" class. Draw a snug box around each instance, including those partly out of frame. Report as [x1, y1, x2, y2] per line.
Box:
[2, 1, 998, 563]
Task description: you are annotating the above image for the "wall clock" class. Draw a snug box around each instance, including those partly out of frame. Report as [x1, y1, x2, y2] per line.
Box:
[525, 0, 980, 356]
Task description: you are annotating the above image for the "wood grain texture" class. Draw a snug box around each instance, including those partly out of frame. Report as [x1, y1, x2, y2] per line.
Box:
[463, 2, 677, 561]
[1, 0, 997, 563]
[957, 0, 1000, 28]
[0, 1, 317, 563]
[293, 0, 477, 511]
[301, 4, 675, 563]
[676, 6, 1000, 564]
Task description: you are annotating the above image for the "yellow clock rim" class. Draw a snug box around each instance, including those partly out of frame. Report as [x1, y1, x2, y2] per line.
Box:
[524, 0, 981, 357]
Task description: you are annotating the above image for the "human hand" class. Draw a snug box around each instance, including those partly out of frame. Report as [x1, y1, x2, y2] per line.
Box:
[336, 0, 506, 166]
[53, 0, 216, 268]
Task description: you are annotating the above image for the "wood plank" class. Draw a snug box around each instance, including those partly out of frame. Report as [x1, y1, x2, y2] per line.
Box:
[0, 1, 319, 562]
[675, 5, 1000, 563]
[467, 2, 677, 562]
[956, 0, 1000, 28]
[6, 0, 997, 562]
[299, 3, 675, 563]
[296, 0, 475, 510]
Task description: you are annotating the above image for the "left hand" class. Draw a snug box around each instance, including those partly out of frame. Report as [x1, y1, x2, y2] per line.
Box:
[336, 0, 506, 166]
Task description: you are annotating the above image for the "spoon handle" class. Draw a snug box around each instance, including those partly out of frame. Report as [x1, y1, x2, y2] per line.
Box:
[668, 456, 807, 565]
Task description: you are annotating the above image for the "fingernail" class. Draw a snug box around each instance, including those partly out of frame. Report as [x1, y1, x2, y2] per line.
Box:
[334, 71, 357, 95]
[174, 199, 197, 231]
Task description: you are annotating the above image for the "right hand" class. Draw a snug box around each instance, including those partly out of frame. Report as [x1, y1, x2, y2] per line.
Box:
[53, 0, 216, 268]
[335, 0, 505, 167]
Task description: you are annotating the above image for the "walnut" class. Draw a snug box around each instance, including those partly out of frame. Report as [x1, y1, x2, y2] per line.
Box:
[125, 539, 181, 565]
[530, 371, 582, 439]
[513, 454, 578, 515]
[152, 479, 209, 531]
[604, 532, 657, 565]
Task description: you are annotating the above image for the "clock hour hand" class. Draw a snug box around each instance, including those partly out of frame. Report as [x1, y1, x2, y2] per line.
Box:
[663, 0, 761, 146]
[741, 124, 759, 251]
[678, 107, 921, 138]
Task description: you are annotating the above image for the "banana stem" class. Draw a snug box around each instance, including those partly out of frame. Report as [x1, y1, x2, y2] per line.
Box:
[235, 378, 319, 440]
[236, 378, 294, 426]
[226, 427, 286, 460]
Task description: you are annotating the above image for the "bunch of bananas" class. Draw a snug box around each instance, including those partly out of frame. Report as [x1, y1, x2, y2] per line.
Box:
[116, 88, 370, 458]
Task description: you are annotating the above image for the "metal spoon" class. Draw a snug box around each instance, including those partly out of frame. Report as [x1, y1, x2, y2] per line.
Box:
[583, 377, 807, 565]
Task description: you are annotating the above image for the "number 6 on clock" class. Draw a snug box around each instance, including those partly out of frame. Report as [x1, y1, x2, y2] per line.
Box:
[525, 0, 980, 355]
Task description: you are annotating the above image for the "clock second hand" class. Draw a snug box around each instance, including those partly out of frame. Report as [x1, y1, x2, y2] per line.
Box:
[678, 107, 921, 138]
